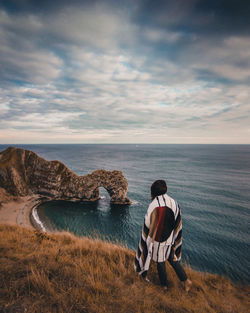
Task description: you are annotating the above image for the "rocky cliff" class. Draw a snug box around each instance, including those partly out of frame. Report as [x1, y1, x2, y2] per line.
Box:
[0, 147, 131, 205]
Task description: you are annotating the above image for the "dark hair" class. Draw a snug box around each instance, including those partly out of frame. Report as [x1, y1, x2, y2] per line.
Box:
[151, 180, 167, 200]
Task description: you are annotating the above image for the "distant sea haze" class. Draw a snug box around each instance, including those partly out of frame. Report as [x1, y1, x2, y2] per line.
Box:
[1, 144, 249, 283]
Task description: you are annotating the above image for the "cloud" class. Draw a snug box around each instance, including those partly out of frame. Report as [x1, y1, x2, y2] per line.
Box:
[47, 6, 129, 50]
[0, 1, 250, 143]
[0, 11, 62, 84]
[135, 0, 250, 36]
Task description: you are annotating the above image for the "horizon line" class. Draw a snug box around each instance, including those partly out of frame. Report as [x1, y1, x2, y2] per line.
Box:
[1, 143, 249, 146]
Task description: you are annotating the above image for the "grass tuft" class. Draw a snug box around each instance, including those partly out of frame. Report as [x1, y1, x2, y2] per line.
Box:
[0, 224, 249, 313]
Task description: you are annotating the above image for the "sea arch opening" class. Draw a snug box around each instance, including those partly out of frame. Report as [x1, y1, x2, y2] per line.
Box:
[97, 187, 111, 211]
[99, 187, 110, 201]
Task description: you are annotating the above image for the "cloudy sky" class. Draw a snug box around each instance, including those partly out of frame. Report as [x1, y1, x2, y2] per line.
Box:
[0, 0, 250, 144]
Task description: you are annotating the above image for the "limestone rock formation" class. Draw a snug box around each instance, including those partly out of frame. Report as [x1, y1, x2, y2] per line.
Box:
[0, 147, 131, 205]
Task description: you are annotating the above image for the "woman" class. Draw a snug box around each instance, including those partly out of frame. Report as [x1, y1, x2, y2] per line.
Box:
[134, 180, 192, 291]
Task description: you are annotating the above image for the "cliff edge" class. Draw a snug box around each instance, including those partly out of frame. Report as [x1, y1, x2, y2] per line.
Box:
[1, 224, 249, 313]
[0, 147, 131, 205]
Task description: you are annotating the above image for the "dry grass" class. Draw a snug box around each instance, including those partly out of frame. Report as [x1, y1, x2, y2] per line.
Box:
[0, 224, 249, 313]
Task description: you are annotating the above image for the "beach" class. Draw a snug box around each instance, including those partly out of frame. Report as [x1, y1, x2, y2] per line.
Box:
[0, 195, 41, 230]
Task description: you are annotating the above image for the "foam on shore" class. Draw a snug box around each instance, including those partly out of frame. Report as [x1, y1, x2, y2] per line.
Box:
[31, 205, 47, 232]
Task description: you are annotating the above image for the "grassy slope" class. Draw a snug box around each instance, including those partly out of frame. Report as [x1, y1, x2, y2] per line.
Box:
[0, 224, 249, 313]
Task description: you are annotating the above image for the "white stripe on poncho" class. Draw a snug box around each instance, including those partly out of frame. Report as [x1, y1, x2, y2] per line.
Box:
[134, 193, 182, 275]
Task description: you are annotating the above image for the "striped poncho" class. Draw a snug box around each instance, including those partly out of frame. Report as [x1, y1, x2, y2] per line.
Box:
[134, 193, 182, 275]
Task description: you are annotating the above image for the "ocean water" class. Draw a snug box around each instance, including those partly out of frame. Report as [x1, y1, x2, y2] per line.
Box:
[1, 144, 250, 283]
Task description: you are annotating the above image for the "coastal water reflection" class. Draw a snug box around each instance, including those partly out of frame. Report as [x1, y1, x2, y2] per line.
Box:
[37, 195, 133, 246]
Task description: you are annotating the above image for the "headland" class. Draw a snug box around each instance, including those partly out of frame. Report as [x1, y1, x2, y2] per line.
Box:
[0, 146, 131, 230]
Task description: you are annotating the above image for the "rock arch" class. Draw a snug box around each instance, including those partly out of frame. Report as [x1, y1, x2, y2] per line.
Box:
[0, 147, 131, 205]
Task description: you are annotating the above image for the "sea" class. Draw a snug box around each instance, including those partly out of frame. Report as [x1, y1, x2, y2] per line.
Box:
[1, 144, 250, 283]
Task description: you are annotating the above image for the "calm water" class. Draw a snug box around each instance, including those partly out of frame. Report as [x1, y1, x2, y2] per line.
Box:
[1, 144, 250, 283]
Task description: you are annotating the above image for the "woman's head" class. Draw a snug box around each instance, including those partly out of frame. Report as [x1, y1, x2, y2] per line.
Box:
[151, 180, 167, 200]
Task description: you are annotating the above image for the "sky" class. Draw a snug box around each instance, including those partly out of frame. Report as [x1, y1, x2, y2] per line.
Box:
[0, 0, 250, 144]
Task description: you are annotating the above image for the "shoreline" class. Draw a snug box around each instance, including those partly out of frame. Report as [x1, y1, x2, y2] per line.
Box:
[0, 195, 107, 233]
[0, 195, 131, 233]
[0, 195, 49, 232]
[30, 200, 48, 232]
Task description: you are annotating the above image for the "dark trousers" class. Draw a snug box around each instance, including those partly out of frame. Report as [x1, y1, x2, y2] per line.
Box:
[157, 259, 187, 286]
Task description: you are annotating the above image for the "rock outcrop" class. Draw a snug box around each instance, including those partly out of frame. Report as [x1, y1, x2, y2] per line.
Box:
[0, 147, 131, 205]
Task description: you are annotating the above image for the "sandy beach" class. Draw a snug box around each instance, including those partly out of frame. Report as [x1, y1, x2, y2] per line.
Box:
[0, 195, 41, 229]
